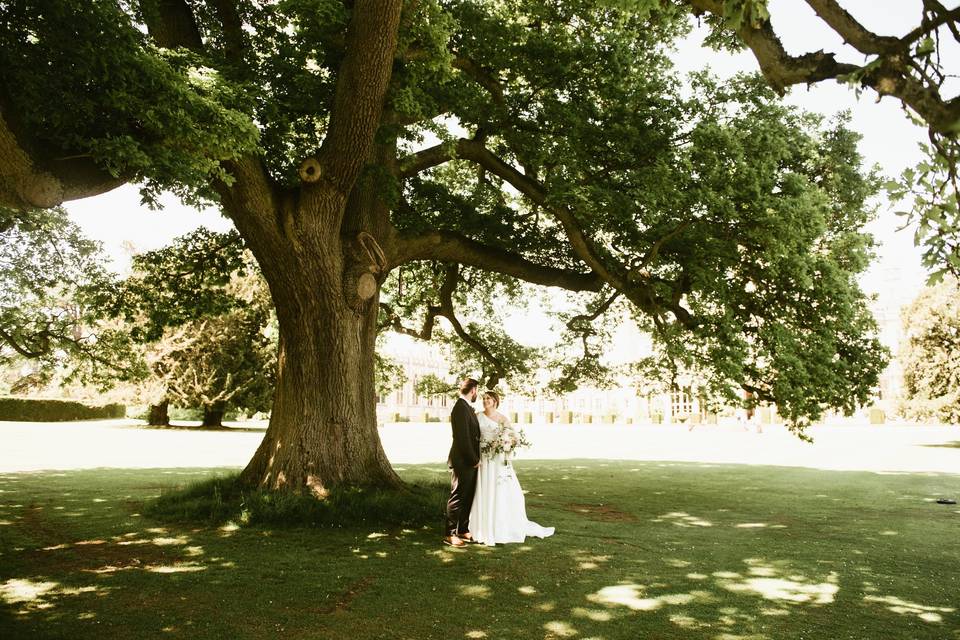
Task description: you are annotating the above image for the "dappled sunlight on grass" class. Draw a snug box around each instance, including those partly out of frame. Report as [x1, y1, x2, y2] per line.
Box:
[652, 511, 713, 527]
[864, 594, 955, 623]
[543, 620, 578, 637]
[716, 560, 839, 605]
[0, 578, 60, 606]
[218, 522, 240, 536]
[427, 548, 458, 563]
[150, 535, 190, 546]
[587, 583, 713, 612]
[146, 562, 206, 574]
[574, 553, 610, 570]
[0, 578, 106, 614]
[458, 585, 491, 598]
[571, 606, 613, 621]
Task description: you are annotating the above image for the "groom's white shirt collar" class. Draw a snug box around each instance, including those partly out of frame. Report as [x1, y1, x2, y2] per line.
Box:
[458, 393, 473, 404]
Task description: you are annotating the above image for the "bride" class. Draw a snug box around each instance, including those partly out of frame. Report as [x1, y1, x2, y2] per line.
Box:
[469, 390, 554, 546]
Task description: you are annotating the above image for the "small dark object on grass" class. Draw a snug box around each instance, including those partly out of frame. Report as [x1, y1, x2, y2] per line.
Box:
[935, 498, 957, 505]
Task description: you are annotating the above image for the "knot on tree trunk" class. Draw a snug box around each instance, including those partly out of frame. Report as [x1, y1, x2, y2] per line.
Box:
[298, 157, 323, 183]
[343, 232, 387, 311]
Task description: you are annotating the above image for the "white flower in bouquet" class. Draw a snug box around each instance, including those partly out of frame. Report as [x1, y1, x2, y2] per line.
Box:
[482, 423, 532, 464]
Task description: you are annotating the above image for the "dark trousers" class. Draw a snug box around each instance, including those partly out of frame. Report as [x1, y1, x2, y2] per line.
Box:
[446, 465, 478, 536]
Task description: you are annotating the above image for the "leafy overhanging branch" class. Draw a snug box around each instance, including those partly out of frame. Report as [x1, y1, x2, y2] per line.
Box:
[380, 262, 509, 388]
[390, 223, 604, 291]
[685, 0, 960, 134]
[398, 137, 696, 326]
[547, 291, 621, 394]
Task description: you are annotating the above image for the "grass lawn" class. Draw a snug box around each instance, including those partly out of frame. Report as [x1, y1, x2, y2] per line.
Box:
[0, 461, 958, 640]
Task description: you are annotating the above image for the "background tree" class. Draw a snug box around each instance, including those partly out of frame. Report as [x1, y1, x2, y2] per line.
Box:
[898, 276, 960, 423]
[152, 302, 275, 427]
[0, 206, 141, 393]
[0, 1, 900, 494]
[374, 350, 407, 403]
[113, 227, 274, 426]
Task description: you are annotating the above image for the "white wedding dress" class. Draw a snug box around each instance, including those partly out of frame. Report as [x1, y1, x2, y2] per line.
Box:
[469, 412, 555, 546]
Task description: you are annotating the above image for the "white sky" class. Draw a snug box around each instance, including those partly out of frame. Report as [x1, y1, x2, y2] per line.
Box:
[64, 1, 953, 354]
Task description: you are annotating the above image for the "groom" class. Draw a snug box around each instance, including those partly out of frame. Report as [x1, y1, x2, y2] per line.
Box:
[444, 377, 481, 547]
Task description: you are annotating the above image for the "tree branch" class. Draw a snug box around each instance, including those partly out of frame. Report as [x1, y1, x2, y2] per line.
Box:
[453, 138, 633, 292]
[904, 2, 960, 48]
[436, 263, 505, 388]
[0, 108, 125, 209]
[398, 142, 455, 178]
[379, 301, 442, 339]
[689, 0, 857, 91]
[380, 263, 506, 387]
[686, 0, 960, 133]
[391, 227, 604, 292]
[803, 0, 899, 55]
[566, 292, 620, 332]
[140, 0, 204, 51]
[209, 0, 247, 64]
[638, 221, 690, 271]
[140, 2, 282, 249]
[313, 0, 404, 195]
[452, 56, 507, 107]
[0, 326, 47, 359]
[397, 139, 698, 324]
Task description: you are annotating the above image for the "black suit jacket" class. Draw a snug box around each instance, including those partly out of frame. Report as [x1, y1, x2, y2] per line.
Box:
[448, 398, 481, 469]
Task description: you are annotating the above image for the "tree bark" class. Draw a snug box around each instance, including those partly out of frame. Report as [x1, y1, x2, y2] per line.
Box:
[148, 399, 169, 426]
[238, 239, 400, 493]
[202, 403, 225, 428]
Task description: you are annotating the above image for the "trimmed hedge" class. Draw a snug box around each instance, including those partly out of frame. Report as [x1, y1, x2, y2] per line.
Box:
[0, 396, 126, 422]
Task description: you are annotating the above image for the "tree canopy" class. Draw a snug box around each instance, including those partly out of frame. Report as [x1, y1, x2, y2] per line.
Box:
[1, 0, 949, 489]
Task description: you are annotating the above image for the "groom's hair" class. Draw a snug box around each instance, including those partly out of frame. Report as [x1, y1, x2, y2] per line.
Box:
[459, 378, 479, 395]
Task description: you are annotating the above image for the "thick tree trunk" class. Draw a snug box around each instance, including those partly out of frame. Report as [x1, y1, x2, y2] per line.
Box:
[148, 399, 169, 426]
[236, 199, 400, 494]
[230, 0, 404, 495]
[202, 403, 225, 428]
[239, 277, 399, 494]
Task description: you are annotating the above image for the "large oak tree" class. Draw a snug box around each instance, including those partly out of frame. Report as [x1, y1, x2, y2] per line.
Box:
[3, 0, 947, 494]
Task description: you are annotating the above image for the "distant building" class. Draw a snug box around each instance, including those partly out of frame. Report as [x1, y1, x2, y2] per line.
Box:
[375, 334, 754, 426]
[376, 336, 452, 422]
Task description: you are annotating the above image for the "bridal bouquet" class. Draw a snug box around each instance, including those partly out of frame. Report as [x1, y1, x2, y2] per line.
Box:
[481, 424, 532, 464]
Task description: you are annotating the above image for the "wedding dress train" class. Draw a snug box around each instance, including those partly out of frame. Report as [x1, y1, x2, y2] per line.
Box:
[469, 412, 555, 546]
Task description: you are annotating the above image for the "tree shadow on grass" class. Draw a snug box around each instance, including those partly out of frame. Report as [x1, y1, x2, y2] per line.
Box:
[1, 462, 959, 639]
[920, 440, 960, 449]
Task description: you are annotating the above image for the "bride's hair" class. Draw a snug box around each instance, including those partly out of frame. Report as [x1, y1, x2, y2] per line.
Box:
[483, 390, 500, 407]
